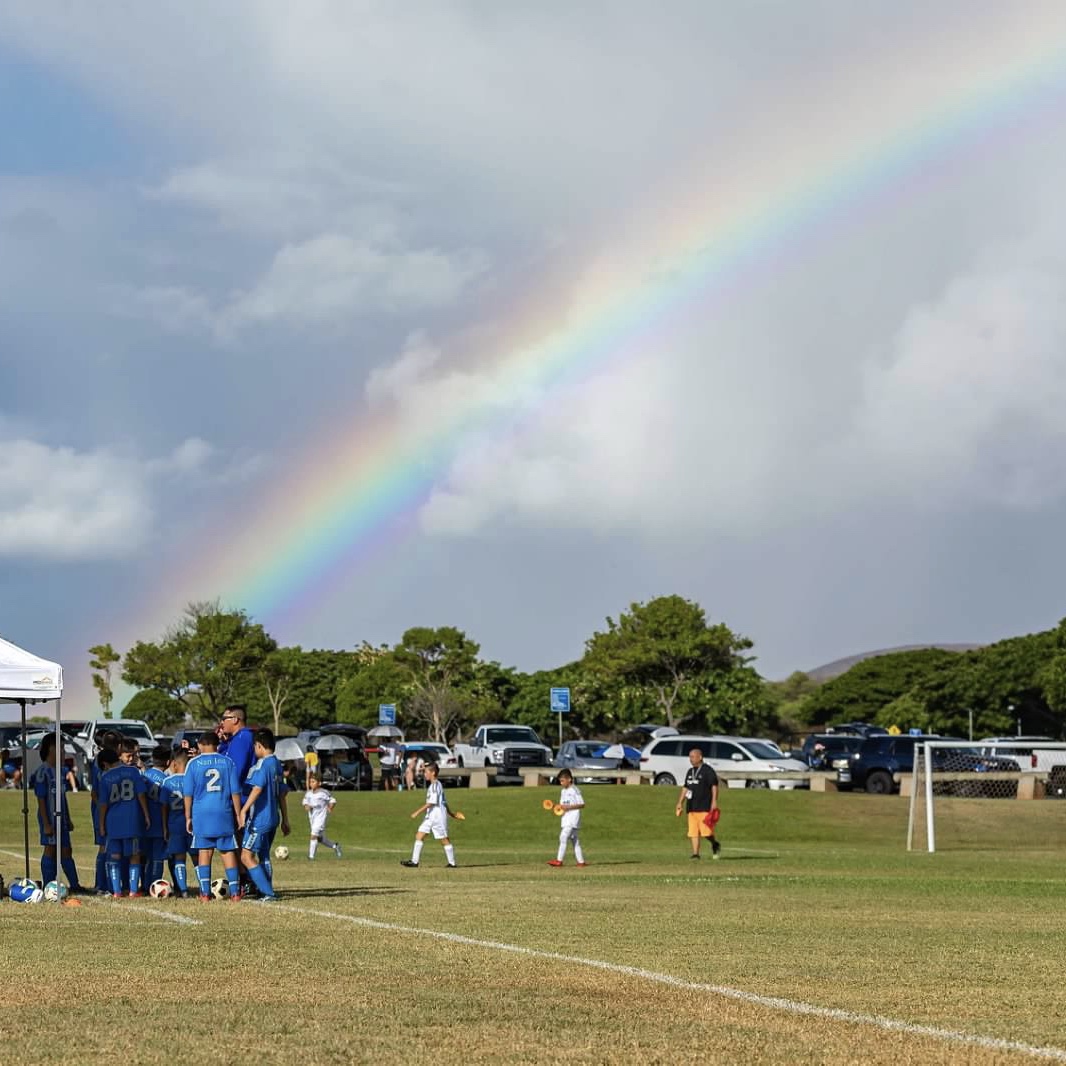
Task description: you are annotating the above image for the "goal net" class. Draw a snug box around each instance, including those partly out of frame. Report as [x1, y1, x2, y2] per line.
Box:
[907, 739, 1066, 853]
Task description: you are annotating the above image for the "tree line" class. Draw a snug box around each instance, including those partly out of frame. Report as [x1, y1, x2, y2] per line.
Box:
[94, 598, 1066, 742]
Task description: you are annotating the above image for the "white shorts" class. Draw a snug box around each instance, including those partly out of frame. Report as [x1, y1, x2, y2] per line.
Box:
[309, 813, 330, 836]
[418, 811, 448, 840]
[559, 825, 580, 844]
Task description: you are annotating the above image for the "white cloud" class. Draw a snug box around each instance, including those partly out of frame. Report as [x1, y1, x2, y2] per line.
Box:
[219, 233, 486, 331]
[0, 435, 256, 560]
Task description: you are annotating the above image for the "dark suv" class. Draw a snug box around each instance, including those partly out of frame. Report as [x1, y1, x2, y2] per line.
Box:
[848, 735, 1020, 795]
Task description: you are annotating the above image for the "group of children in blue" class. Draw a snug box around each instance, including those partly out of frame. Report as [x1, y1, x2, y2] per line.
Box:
[33, 706, 291, 902]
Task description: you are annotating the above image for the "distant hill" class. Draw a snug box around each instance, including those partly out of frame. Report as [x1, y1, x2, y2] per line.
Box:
[804, 644, 984, 683]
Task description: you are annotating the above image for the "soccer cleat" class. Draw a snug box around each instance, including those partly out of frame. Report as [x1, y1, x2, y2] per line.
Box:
[227, 889, 244, 902]
[711, 839, 722, 860]
[256, 895, 277, 903]
[690, 854, 701, 860]
[400, 860, 419, 867]
[197, 894, 212, 902]
[334, 843, 342, 858]
[128, 891, 144, 898]
[447, 863, 457, 868]
[576, 862, 588, 867]
[547, 860, 563, 867]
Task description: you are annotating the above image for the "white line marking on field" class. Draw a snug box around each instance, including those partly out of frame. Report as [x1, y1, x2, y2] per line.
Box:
[275, 904, 1066, 1062]
[138, 906, 202, 926]
[0, 847, 27, 859]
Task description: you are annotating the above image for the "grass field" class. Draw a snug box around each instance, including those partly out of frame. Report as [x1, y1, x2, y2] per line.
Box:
[2, 784, 1065, 1064]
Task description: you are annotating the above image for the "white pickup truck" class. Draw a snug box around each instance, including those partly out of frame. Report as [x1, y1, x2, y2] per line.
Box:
[453, 724, 553, 777]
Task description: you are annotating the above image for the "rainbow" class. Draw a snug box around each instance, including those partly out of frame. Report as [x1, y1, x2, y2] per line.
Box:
[130, 25, 1066, 643]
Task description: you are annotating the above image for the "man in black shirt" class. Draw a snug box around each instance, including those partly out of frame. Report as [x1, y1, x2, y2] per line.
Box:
[675, 748, 720, 860]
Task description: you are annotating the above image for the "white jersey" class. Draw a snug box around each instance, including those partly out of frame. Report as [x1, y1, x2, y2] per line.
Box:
[559, 785, 583, 830]
[417, 779, 449, 839]
[303, 787, 335, 833]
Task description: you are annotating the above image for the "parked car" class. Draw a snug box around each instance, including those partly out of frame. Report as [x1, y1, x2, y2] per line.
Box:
[846, 735, 1021, 795]
[399, 742, 459, 787]
[800, 733, 866, 786]
[76, 718, 155, 756]
[639, 734, 809, 789]
[976, 737, 1066, 775]
[828, 722, 889, 737]
[172, 728, 208, 753]
[553, 741, 624, 784]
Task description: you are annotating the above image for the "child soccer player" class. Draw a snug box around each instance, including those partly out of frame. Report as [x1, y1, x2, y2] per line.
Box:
[33, 733, 86, 892]
[89, 731, 122, 892]
[182, 731, 243, 901]
[547, 768, 586, 868]
[401, 761, 456, 869]
[302, 774, 341, 859]
[160, 749, 192, 897]
[141, 745, 170, 886]
[97, 747, 151, 897]
[238, 728, 291, 901]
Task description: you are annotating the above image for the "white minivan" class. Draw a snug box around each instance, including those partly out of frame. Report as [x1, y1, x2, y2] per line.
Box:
[639, 734, 809, 789]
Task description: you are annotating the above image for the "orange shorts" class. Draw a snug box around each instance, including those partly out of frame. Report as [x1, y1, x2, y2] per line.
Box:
[687, 812, 713, 839]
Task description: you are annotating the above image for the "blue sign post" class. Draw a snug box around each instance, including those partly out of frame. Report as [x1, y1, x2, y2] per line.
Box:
[378, 704, 397, 726]
[550, 687, 571, 748]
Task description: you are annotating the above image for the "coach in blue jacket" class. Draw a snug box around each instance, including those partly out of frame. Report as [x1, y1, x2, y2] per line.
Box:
[218, 705, 255, 797]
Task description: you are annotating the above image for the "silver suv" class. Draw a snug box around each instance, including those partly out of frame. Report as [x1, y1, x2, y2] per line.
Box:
[639, 734, 809, 790]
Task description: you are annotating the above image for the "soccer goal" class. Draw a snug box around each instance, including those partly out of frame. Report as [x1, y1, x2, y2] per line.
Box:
[907, 739, 1066, 853]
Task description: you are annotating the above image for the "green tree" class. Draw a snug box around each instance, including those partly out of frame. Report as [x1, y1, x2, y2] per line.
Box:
[582, 595, 753, 729]
[122, 601, 277, 719]
[258, 647, 303, 735]
[88, 643, 121, 719]
[335, 648, 411, 730]
[393, 627, 480, 742]
[121, 688, 186, 732]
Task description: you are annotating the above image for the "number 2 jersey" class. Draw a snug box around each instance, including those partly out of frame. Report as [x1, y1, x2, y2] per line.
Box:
[182, 753, 241, 838]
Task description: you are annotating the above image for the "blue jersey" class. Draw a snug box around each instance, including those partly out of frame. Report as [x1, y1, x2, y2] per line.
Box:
[99, 764, 148, 840]
[219, 728, 255, 794]
[246, 754, 285, 831]
[183, 753, 240, 838]
[33, 764, 69, 824]
[160, 771, 187, 839]
[143, 766, 167, 839]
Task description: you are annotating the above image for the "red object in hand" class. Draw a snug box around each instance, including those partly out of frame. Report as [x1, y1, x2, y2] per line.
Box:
[703, 808, 721, 829]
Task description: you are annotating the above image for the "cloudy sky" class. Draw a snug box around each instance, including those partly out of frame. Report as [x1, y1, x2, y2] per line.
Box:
[3, 2, 1066, 714]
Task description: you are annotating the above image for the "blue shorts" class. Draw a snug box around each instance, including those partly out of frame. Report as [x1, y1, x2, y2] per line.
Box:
[106, 837, 142, 858]
[4, 761, 17, 775]
[38, 820, 71, 848]
[166, 830, 192, 857]
[241, 825, 276, 855]
[192, 833, 237, 853]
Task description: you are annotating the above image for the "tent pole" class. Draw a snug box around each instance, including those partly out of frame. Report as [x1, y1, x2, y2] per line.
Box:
[19, 698, 30, 882]
[54, 698, 63, 888]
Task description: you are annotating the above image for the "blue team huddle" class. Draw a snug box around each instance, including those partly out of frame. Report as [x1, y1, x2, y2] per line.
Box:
[31, 704, 291, 903]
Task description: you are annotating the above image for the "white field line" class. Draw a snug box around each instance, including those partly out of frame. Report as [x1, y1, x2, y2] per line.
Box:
[275, 904, 1066, 1062]
[138, 906, 202, 926]
[0, 847, 28, 859]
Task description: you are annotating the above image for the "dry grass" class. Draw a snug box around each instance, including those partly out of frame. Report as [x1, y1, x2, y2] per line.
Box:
[1, 786, 1064, 1064]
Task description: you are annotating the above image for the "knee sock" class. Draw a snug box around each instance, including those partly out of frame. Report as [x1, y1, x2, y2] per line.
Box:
[573, 836, 585, 864]
[248, 863, 273, 897]
[320, 832, 336, 849]
[128, 863, 142, 894]
[411, 839, 425, 863]
[261, 857, 273, 887]
[309, 838, 318, 859]
[173, 860, 188, 893]
[95, 851, 107, 891]
[61, 855, 80, 887]
[557, 833, 568, 863]
[107, 859, 122, 896]
[196, 864, 212, 897]
[147, 858, 164, 884]
[41, 852, 57, 885]
[225, 865, 241, 896]
[443, 843, 455, 865]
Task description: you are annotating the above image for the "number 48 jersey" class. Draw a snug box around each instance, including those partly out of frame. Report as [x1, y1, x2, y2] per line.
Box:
[182, 753, 240, 838]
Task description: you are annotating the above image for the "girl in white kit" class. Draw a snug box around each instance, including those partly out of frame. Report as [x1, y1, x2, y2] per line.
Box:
[547, 768, 587, 868]
[303, 773, 342, 859]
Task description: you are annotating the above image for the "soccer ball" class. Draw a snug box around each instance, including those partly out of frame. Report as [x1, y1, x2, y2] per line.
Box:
[149, 879, 172, 900]
[43, 880, 68, 903]
[10, 878, 42, 903]
[209, 877, 229, 900]
[274, 845, 290, 861]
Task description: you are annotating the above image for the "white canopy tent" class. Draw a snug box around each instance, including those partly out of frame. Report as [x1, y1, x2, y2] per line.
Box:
[0, 635, 64, 883]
